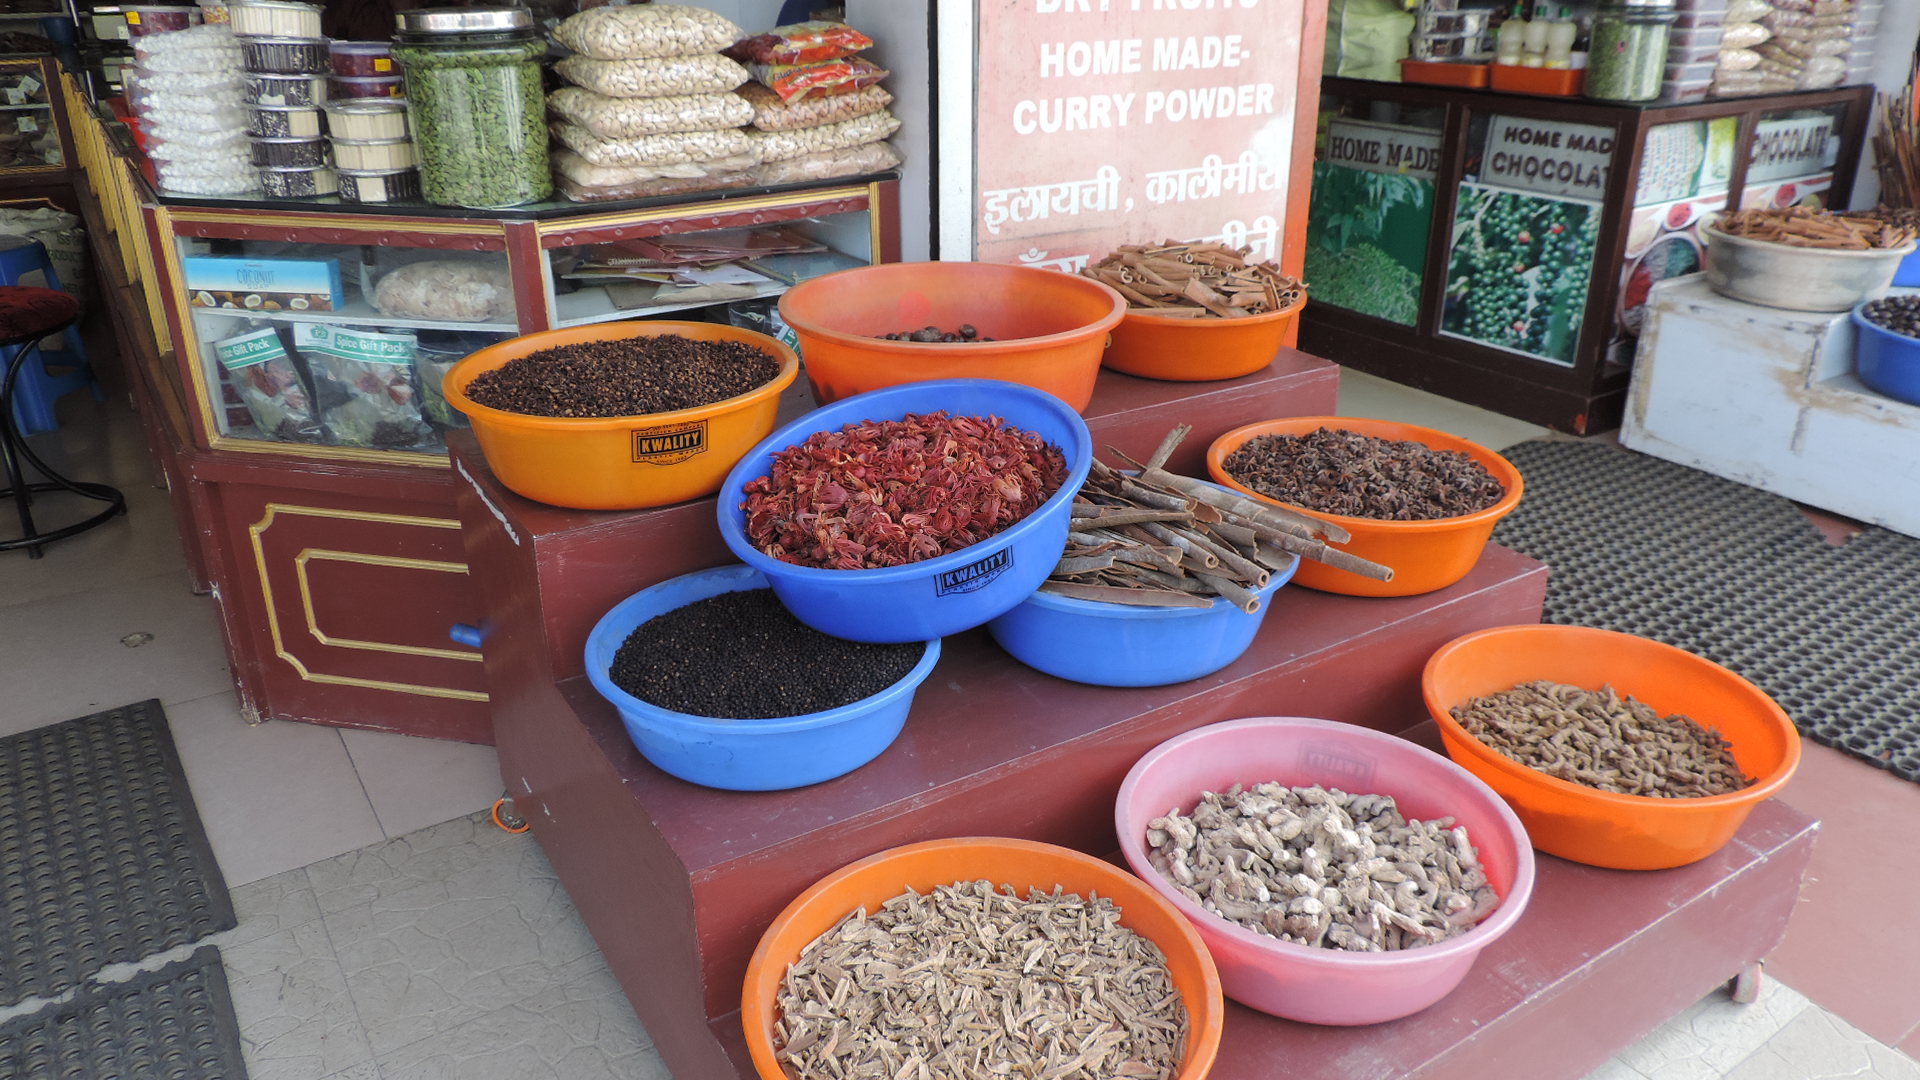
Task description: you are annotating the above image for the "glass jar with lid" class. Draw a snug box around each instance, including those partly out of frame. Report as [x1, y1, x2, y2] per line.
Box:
[1586, 0, 1676, 103]
[391, 7, 551, 208]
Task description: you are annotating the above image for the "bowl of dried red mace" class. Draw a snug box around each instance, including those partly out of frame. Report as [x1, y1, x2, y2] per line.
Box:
[1207, 417, 1524, 597]
[776, 261, 1127, 413]
[1423, 624, 1802, 870]
[719, 379, 1093, 643]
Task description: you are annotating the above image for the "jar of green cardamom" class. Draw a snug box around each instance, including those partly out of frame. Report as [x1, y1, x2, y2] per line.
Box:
[392, 7, 551, 208]
[1586, 0, 1676, 103]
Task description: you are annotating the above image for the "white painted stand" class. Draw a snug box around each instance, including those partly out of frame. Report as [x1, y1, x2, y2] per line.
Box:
[1623, 275, 1920, 538]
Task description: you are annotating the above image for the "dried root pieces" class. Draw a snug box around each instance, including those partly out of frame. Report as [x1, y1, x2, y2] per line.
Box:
[1713, 206, 1916, 250]
[1146, 784, 1501, 953]
[1450, 680, 1754, 799]
[774, 881, 1189, 1080]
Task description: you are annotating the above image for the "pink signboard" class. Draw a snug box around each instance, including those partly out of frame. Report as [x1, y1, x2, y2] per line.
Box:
[973, 0, 1303, 272]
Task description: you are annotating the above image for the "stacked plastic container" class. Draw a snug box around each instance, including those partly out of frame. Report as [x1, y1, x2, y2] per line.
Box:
[230, 0, 333, 196]
[1665, 0, 1725, 101]
[1846, 0, 1882, 87]
[127, 17, 257, 195]
[322, 37, 416, 201]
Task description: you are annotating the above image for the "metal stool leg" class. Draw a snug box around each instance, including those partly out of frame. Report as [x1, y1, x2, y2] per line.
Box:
[0, 325, 126, 559]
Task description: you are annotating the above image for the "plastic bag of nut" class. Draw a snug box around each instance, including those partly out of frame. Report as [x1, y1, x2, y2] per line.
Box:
[546, 86, 754, 139]
[370, 259, 516, 323]
[551, 147, 757, 187]
[548, 122, 755, 167]
[553, 4, 743, 61]
[555, 53, 750, 99]
[746, 110, 899, 164]
[555, 170, 755, 202]
[751, 140, 901, 185]
[736, 81, 891, 132]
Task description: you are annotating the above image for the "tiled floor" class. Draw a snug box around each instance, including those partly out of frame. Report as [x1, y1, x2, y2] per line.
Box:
[3, 383, 1917, 1079]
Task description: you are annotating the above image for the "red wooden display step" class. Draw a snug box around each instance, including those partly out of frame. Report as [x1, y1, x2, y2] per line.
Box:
[704, 783, 1817, 1080]
[449, 353, 1813, 1080]
[448, 349, 1340, 690]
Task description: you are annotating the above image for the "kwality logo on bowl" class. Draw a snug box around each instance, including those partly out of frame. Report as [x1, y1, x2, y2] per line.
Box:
[936, 548, 1012, 597]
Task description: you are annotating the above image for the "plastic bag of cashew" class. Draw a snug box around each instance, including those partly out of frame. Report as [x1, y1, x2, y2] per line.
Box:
[553, 4, 743, 61]
[555, 54, 749, 99]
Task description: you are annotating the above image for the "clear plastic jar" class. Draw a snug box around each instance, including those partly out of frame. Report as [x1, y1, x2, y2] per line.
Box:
[1586, 1, 1676, 102]
[391, 7, 550, 208]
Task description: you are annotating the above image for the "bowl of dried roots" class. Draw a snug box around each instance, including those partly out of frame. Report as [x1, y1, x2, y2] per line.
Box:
[742, 837, 1225, 1080]
[1423, 623, 1802, 870]
[1116, 716, 1536, 1025]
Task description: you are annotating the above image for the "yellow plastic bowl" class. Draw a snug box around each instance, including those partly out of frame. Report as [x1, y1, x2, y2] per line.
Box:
[442, 321, 798, 511]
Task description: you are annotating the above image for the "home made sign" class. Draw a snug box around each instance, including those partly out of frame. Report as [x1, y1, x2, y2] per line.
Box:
[973, 0, 1306, 272]
[1481, 115, 1613, 200]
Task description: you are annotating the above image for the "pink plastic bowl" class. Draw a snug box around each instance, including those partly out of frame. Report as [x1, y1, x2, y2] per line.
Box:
[1116, 717, 1537, 1025]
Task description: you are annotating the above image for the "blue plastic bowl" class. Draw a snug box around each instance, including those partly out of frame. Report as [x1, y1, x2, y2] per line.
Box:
[987, 545, 1301, 687]
[717, 379, 1095, 643]
[584, 565, 941, 791]
[1852, 302, 1920, 407]
[1893, 248, 1920, 289]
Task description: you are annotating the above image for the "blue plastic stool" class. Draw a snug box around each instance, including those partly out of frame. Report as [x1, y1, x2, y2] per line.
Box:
[0, 236, 100, 436]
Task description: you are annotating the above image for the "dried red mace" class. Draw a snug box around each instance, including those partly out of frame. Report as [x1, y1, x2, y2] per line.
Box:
[741, 411, 1069, 570]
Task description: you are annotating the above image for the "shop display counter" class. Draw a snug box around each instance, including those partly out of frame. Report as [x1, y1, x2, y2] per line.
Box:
[65, 92, 901, 740]
[0, 54, 73, 193]
[1624, 275, 1920, 538]
[1301, 77, 1873, 433]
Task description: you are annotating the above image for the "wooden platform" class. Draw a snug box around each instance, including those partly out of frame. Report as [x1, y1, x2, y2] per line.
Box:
[449, 353, 1816, 1080]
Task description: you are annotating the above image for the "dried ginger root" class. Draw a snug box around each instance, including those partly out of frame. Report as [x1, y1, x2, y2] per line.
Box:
[1147, 783, 1501, 952]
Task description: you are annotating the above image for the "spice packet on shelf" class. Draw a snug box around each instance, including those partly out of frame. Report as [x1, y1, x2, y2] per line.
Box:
[748, 57, 888, 103]
[212, 324, 324, 444]
[724, 21, 875, 66]
[413, 329, 511, 428]
[292, 323, 439, 451]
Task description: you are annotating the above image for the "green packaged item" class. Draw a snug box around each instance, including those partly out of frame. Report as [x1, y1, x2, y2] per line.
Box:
[1587, 1, 1676, 102]
[392, 7, 551, 209]
[293, 322, 439, 450]
[213, 324, 324, 443]
[1325, 0, 1415, 82]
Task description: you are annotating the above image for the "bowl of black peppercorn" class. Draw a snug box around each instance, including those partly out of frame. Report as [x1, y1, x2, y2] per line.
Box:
[1853, 295, 1920, 407]
[584, 564, 941, 791]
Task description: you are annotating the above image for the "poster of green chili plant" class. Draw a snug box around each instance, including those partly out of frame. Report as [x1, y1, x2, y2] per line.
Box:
[1303, 160, 1431, 326]
[1439, 184, 1600, 366]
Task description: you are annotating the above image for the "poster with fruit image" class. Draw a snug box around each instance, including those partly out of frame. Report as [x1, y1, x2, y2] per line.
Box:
[1303, 119, 1437, 326]
[1440, 184, 1600, 366]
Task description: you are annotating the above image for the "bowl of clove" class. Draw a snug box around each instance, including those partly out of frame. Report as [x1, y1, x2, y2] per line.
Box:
[777, 261, 1126, 412]
[742, 837, 1225, 1080]
[1207, 417, 1524, 597]
[1423, 624, 1802, 870]
[1117, 717, 1535, 1026]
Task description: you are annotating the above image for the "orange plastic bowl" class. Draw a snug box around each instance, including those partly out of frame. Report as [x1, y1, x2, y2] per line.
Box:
[1206, 417, 1524, 596]
[1102, 293, 1307, 382]
[777, 262, 1126, 412]
[442, 321, 797, 511]
[1422, 624, 1802, 870]
[741, 837, 1224, 1080]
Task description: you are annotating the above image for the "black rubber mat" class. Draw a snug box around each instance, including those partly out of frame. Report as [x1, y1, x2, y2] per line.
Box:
[1493, 439, 1920, 783]
[0, 699, 235, 1007]
[0, 945, 248, 1079]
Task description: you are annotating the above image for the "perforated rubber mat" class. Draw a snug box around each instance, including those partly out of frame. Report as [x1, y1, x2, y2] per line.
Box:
[0, 699, 235, 1006]
[1492, 439, 1920, 783]
[0, 945, 247, 1079]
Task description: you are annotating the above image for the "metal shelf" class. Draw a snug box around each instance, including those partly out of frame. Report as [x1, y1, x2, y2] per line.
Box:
[188, 296, 519, 335]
